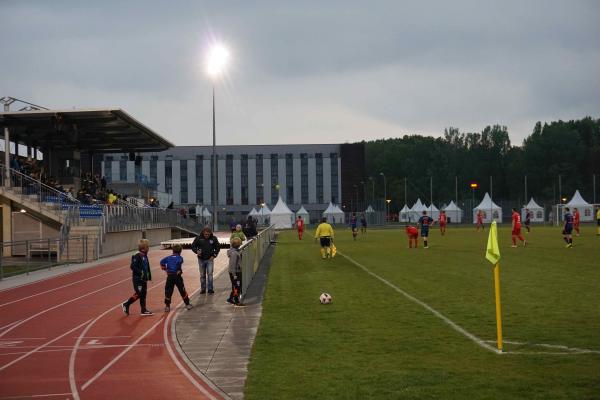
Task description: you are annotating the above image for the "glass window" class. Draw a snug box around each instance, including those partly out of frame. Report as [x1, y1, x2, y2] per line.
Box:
[226, 154, 233, 205]
[256, 154, 264, 204]
[301, 153, 308, 204]
[315, 153, 323, 204]
[180, 160, 188, 204]
[196, 155, 203, 204]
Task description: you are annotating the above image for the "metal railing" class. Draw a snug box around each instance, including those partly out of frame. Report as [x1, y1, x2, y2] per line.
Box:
[0, 235, 97, 280]
[0, 165, 80, 215]
[239, 225, 275, 300]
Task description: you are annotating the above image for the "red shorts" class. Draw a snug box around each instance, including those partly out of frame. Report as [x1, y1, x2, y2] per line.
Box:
[512, 227, 521, 235]
[408, 233, 418, 239]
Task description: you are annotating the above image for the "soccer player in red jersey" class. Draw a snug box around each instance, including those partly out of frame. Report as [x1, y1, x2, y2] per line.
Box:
[573, 208, 581, 236]
[476, 210, 485, 231]
[405, 225, 419, 248]
[438, 210, 447, 236]
[511, 208, 526, 247]
[296, 216, 305, 240]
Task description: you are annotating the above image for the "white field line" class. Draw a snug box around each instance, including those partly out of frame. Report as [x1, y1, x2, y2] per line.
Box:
[0, 320, 23, 332]
[0, 343, 164, 355]
[339, 252, 501, 354]
[68, 278, 169, 400]
[0, 393, 73, 399]
[0, 319, 92, 372]
[482, 340, 600, 355]
[0, 265, 127, 308]
[163, 287, 225, 400]
[0, 276, 131, 340]
[81, 316, 165, 391]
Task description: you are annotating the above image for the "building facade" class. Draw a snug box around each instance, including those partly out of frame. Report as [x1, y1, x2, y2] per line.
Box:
[102, 144, 365, 219]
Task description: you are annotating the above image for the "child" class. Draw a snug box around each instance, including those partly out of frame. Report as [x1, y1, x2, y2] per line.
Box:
[296, 216, 305, 240]
[438, 210, 447, 236]
[350, 213, 358, 241]
[122, 239, 153, 316]
[418, 211, 434, 249]
[511, 208, 526, 248]
[227, 237, 245, 306]
[406, 225, 418, 248]
[476, 210, 485, 231]
[230, 224, 247, 243]
[160, 244, 193, 312]
[573, 208, 581, 236]
[563, 207, 574, 248]
[524, 209, 532, 233]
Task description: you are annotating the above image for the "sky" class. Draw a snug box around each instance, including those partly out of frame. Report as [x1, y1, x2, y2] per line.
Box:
[1, 0, 599, 146]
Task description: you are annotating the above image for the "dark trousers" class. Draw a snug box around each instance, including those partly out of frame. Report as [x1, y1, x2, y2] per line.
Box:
[125, 280, 148, 312]
[165, 274, 190, 306]
[228, 272, 242, 304]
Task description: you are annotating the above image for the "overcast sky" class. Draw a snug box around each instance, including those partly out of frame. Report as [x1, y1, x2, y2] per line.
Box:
[1, 0, 599, 146]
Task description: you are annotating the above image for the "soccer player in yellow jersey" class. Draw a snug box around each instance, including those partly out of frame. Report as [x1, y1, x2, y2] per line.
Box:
[315, 217, 335, 259]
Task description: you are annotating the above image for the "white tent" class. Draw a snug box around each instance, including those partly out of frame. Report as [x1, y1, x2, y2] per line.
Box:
[473, 192, 502, 223]
[564, 190, 594, 222]
[248, 207, 258, 216]
[410, 199, 426, 222]
[427, 203, 440, 220]
[201, 207, 212, 218]
[270, 196, 295, 229]
[399, 204, 410, 222]
[521, 198, 544, 223]
[257, 205, 271, 225]
[295, 205, 310, 224]
[443, 201, 463, 223]
[365, 205, 375, 213]
[323, 202, 345, 224]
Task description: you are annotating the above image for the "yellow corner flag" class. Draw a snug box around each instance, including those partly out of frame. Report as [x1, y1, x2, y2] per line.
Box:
[486, 221, 501, 265]
[486, 221, 503, 353]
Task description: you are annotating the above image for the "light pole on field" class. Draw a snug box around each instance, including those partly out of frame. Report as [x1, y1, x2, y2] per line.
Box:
[368, 176, 374, 205]
[380, 172, 387, 222]
[206, 43, 230, 231]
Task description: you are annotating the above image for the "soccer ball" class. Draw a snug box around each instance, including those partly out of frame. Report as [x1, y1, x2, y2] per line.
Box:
[319, 293, 332, 304]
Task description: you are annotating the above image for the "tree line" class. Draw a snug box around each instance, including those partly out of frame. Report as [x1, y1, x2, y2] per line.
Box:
[363, 117, 600, 211]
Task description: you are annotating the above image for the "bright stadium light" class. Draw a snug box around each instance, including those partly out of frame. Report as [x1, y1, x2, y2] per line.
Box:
[206, 43, 230, 78]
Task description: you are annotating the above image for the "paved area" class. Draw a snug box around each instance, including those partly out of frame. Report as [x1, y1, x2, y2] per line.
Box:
[175, 244, 275, 400]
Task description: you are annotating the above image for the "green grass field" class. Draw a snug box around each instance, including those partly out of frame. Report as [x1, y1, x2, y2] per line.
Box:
[245, 225, 600, 400]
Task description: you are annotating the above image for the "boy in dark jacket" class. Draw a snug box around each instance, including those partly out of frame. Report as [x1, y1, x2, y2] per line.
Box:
[160, 244, 193, 312]
[191, 227, 220, 294]
[122, 239, 153, 316]
[226, 237, 245, 306]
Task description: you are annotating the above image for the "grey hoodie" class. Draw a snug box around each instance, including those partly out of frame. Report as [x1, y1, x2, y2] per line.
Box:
[227, 247, 241, 274]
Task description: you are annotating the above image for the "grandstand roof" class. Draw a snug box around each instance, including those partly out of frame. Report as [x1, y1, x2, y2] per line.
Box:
[0, 108, 173, 152]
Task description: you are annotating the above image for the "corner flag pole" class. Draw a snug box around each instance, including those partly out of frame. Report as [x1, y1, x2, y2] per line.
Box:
[485, 220, 503, 352]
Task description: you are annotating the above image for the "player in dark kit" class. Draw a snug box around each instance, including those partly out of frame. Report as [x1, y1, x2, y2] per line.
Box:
[562, 207, 574, 248]
[524, 208, 532, 233]
[350, 213, 358, 240]
[160, 244, 192, 313]
[418, 211, 434, 249]
[122, 239, 153, 316]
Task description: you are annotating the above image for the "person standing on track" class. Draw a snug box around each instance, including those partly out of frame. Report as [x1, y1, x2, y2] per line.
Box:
[418, 211, 434, 249]
[573, 208, 581, 236]
[191, 227, 221, 294]
[296, 215, 305, 240]
[511, 208, 526, 248]
[160, 244, 193, 313]
[315, 217, 335, 259]
[438, 210, 447, 236]
[122, 239, 153, 316]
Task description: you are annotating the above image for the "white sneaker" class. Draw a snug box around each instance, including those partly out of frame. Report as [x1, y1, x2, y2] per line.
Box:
[164, 306, 170, 313]
[185, 304, 193, 310]
[140, 310, 154, 316]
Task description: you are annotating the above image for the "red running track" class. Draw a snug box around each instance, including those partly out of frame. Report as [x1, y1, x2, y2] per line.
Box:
[0, 249, 223, 400]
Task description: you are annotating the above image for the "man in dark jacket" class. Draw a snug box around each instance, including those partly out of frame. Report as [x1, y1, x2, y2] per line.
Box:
[122, 239, 153, 316]
[243, 216, 258, 238]
[191, 227, 220, 294]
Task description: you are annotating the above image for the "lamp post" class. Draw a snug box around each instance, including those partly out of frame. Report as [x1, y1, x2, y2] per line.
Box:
[380, 172, 386, 222]
[470, 182, 478, 223]
[206, 43, 230, 231]
[368, 177, 374, 205]
[360, 180, 366, 210]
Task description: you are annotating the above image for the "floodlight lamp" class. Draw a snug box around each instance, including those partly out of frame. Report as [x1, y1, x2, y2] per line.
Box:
[386, 199, 391, 204]
[470, 183, 478, 189]
[206, 44, 230, 78]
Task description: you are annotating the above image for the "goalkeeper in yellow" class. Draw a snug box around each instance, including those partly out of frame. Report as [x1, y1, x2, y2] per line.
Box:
[315, 217, 335, 259]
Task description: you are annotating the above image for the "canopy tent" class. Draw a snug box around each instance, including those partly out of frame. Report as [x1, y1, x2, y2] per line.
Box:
[443, 201, 463, 223]
[399, 205, 410, 222]
[410, 199, 426, 222]
[295, 205, 310, 224]
[257, 205, 271, 225]
[365, 205, 375, 213]
[521, 198, 544, 222]
[270, 196, 295, 229]
[473, 192, 502, 223]
[201, 207, 212, 218]
[427, 203, 440, 220]
[564, 190, 594, 221]
[248, 207, 258, 216]
[323, 202, 345, 224]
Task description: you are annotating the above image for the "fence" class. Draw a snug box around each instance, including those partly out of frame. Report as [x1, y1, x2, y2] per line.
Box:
[239, 225, 275, 301]
[0, 235, 98, 280]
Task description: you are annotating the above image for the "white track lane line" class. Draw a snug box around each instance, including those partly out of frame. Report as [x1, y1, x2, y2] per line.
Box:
[0, 276, 131, 340]
[0, 265, 127, 308]
[0, 320, 22, 332]
[0, 319, 92, 372]
[0, 343, 165, 357]
[81, 316, 165, 391]
[163, 288, 223, 400]
[68, 278, 169, 400]
[0, 393, 73, 399]
[340, 252, 501, 354]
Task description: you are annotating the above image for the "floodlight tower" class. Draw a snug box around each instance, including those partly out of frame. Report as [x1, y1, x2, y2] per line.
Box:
[206, 43, 230, 231]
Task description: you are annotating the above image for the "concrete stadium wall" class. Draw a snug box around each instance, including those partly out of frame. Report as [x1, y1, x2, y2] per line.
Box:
[101, 228, 174, 257]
